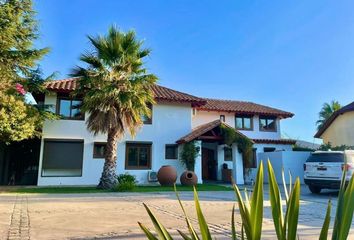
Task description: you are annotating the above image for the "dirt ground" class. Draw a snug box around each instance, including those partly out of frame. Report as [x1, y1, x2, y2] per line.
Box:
[0, 188, 353, 239]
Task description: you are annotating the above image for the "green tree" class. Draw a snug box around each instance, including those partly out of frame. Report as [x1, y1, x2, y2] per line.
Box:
[0, 94, 41, 143]
[0, 0, 49, 91]
[316, 100, 341, 130]
[0, 0, 53, 143]
[71, 26, 158, 189]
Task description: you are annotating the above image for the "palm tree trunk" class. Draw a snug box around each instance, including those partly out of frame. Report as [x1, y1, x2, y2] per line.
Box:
[97, 128, 120, 189]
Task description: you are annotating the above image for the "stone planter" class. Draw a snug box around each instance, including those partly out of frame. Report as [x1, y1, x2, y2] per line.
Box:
[157, 165, 177, 186]
[180, 171, 198, 186]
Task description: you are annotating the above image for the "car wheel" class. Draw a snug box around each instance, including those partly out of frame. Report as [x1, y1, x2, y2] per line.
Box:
[309, 185, 321, 194]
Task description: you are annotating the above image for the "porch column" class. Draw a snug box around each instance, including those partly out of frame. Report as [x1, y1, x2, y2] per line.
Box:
[232, 143, 244, 185]
[195, 140, 203, 184]
[217, 145, 225, 181]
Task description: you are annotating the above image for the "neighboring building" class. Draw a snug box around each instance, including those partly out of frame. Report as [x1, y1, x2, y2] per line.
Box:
[1, 78, 295, 186]
[295, 140, 320, 150]
[315, 102, 354, 146]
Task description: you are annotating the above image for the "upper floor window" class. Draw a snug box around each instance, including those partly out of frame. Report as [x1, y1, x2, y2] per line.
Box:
[235, 115, 253, 130]
[142, 104, 153, 124]
[57, 97, 84, 120]
[259, 116, 277, 132]
[220, 115, 225, 122]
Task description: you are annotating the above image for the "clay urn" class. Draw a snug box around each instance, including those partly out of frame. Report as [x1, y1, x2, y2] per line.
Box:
[180, 170, 198, 186]
[157, 165, 177, 186]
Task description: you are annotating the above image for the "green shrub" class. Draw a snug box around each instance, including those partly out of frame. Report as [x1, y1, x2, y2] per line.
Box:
[180, 141, 200, 171]
[139, 161, 354, 240]
[319, 142, 354, 151]
[114, 173, 136, 192]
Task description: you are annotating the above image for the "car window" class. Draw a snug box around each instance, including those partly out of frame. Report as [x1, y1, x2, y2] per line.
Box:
[307, 153, 344, 163]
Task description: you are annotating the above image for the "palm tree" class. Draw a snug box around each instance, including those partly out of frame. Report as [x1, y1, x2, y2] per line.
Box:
[316, 100, 341, 130]
[71, 26, 157, 189]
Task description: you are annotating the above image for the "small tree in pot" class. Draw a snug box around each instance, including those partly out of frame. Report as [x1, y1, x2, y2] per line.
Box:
[180, 141, 200, 186]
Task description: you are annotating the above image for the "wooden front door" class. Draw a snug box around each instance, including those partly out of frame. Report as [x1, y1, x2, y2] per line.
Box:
[202, 148, 216, 180]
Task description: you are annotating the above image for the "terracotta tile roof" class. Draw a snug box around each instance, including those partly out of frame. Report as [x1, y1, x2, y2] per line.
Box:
[176, 120, 252, 144]
[252, 138, 296, 145]
[45, 77, 78, 92]
[45, 78, 293, 116]
[198, 98, 294, 118]
[314, 101, 354, 138]
[45, 78, 206, 107]
[150, 85, 206, 107]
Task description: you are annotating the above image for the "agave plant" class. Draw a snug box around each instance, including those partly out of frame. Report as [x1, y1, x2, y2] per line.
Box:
[138, 160, 354, 240]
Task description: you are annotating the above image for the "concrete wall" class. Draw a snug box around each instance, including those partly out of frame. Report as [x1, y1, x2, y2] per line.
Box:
[244, 143, 293, 183]
[192, 110, 282, 139]
[257, 151, 311, 184]
[321, 112, 354, 146]
[38, 93, 194, 186]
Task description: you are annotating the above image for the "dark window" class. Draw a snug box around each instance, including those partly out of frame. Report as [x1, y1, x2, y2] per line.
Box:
[42, 139, 84, 177]
[125, 142, 152, 169]
[307, 153, 344, 163]
[259, 116, 276, 131]
[142, 104, 153, 124]
[93, 142, 106, 158]
[224, 147, 232, 161]
[244, 148, 257, 168]
[220, 115, 225, 122]
[57, 97, 84, 120]
[264, 147, 276, 152]
[165, 144, 178, 159]
[235, 115, 253, 130]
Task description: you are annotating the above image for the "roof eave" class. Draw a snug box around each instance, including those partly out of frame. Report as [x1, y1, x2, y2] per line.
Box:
[197, 107, 294, 119]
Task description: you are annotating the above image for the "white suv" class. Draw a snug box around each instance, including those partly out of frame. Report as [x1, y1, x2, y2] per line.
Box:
[304, 150, 354, 194]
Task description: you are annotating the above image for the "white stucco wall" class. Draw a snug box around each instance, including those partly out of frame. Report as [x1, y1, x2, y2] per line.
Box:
[321, 112, 354, 146]
[38, 94, 293, 186]
[258, 151, 311, 184]
[192, 110, 281, 139]
[38, 93, 194, 186]
[244, 143, 293, 183]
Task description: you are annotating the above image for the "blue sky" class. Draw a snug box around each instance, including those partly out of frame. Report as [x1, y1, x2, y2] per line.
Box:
[34, 1, 354, 143]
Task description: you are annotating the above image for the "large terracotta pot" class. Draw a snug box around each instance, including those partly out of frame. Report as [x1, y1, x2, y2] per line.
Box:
[157, 165, 177, 186]
[180, 171, 198, 186]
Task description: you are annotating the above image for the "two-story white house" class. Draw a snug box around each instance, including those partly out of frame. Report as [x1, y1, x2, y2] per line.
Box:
[0, 78, 295, 186]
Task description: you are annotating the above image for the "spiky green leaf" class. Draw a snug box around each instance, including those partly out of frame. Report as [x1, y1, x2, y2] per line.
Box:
[231, 205, 238, 240]
[142, 203, 173, 240]
[319, 200, 331, 240]
[267, 160, 285, 240]
[138, 222, 159, 240]
[250, 161, 263, 240]
[193, 187, 212, 240]
[286, 178, 300, 240]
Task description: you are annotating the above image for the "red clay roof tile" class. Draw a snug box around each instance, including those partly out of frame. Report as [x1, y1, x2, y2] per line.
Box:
[198, 98, 294, 118]
[176, 120, 252, 144]
[45, 78, 206, 107]
[45, 78, 293, 117]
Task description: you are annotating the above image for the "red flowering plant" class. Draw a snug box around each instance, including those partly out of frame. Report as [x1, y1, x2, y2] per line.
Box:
[15, 83, 26, 95]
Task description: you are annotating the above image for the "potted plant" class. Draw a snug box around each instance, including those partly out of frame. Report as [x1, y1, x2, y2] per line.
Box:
[180, 141, 200, 186]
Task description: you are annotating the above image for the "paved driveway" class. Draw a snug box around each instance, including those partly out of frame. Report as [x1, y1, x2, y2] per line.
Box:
[0, 186, 353, 239]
